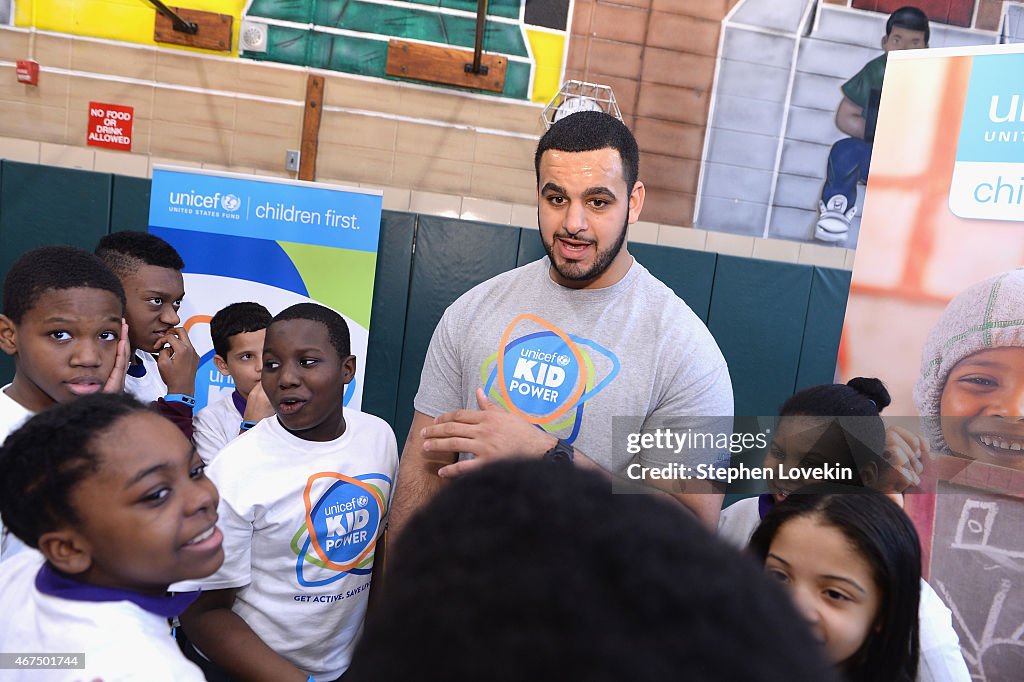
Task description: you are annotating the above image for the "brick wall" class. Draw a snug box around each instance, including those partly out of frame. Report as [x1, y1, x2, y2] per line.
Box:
[565, 0, 741, 226]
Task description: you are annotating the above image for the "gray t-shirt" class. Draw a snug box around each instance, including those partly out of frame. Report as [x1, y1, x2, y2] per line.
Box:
[414, 258, 733, 473]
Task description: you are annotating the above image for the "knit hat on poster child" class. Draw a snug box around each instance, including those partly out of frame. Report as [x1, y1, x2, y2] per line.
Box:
[913, 268, 1024, 453]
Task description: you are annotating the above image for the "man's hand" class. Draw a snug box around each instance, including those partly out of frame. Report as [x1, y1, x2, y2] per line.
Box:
[242, 381, 276, 424]
[101, 318, 130, 394]
[425, 388, 556, 479]
[156, 326, 200, 396]
[879, 424, 925, 492]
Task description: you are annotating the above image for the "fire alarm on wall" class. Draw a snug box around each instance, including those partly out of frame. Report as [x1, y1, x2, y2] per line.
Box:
[16, 60, 39, 86]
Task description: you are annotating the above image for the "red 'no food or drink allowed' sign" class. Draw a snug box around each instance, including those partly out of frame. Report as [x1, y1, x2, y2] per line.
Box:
[87, 102, 134, 151]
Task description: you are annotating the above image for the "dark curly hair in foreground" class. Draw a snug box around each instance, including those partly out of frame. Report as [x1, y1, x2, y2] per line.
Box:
[348, 460, 837, 682]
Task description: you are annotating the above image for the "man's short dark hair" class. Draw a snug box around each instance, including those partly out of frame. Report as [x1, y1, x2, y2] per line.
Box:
[2, 246, 126, 324]
[271, 303, 350, 361]
[888, 6, 930, 44]
[535, 111, 640, 190]
[95, 230, 185, 278]
[347, 460, 837, 682]
[0, 393, 148, 548]
[211, 302, 272, 359]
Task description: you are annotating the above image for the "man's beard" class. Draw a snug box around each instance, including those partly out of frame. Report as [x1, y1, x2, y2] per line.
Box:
[542, 216, 628, 284]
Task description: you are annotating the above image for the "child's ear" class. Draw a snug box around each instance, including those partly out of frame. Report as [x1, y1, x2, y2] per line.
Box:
[0, 314, 18, 356]
[342, 354, 357, 384]
[36, 529, 93, 576]
[213, 354, 231, 377]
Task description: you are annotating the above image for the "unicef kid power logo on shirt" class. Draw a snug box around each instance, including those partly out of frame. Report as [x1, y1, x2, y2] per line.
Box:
[481, 314, 620, 443]
[949, 53, 1024, 221]
[292, 472, 391, 587]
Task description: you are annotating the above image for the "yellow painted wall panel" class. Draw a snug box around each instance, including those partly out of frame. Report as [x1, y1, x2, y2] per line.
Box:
[526, 29, 565, 104]
[15, 0, 246, 56]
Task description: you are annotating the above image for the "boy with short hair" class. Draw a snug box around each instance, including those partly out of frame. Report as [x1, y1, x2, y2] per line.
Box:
[194, 302, 273, 463]
[0, 245, 129, 560]
[0, 392, 223, 681]
[178, 302, 398, 682]
[95, 231, 199, 437]
[815, 5, 929, 243]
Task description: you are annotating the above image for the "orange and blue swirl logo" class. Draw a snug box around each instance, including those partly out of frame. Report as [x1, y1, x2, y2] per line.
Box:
[480, 314, 619, 443]
[292, 472, 391, 587]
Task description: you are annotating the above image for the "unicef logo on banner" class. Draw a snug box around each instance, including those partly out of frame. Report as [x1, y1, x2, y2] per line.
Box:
[483, 314, 620, 443]
[949, 52, 1024, 221]
[221, 194, 241, 212]
[294, 472, 390, 587]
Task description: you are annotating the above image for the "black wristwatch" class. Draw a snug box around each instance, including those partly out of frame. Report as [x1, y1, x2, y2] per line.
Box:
[543, 438, 574, 465]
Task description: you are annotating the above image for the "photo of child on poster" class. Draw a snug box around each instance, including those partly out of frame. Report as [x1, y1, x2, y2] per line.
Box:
[841, 45, 1024, 468]
[840, 44, 1024, 682]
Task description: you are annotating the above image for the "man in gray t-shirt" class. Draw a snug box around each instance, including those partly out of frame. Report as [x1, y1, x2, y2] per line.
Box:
[389, 112, 733, 538]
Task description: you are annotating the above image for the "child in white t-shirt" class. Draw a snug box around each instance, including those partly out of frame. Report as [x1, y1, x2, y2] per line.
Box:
[178, 303, 398, 682]
[193, 302, 272, 463]
[0, 246, 130, 561]
[0, 393, 224, 681]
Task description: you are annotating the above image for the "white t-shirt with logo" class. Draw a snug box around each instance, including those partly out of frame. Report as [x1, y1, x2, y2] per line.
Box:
[0, 551, 205, 681]
[193, 392, 244, 463]
[174, 410, 398, 680]
[0, 384, 34, 562]
[125, 351, 167, 403]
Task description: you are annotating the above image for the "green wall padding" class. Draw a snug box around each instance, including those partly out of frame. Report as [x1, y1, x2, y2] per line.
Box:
[362, 211, 416, 428]
[393, 216, 522, 445]
[632, 242, 718, 324]
[110, 175, 152, 233]
[795, 267, 851, 391]
[516, 228, 547, 266]
[707, 255, 814, 416]
[0, 161, 114, 385]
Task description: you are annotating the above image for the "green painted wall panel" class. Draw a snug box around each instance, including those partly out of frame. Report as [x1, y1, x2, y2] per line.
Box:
[253, 25, 313, 67]
[248, 0, 315, 23]
[312, 33, 389, 76]
[707, 256, 814, 416]
[333, 3, 446, 42]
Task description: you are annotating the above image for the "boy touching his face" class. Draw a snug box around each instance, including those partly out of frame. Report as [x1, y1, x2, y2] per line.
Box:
[95, 231, 199, 437]
[194, 302, 273, 463]
[0, 246, 129, 560]
[178, 303, 398, 682]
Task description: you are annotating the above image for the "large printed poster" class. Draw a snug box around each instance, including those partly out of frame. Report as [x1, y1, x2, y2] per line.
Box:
[148, 166, 382, 411]
[841, 46, 1024, 682]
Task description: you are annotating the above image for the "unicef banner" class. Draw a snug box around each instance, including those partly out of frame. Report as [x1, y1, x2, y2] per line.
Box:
[148, 166, 382, 412]
[838, 46, 1024, 682]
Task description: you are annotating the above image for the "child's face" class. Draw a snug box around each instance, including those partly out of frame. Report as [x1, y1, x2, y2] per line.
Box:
[939, 347, 1024, 471]
[764, 417, 854, 502]
[882, 26, 927, 52]
[215, 329, 266, 398]
[69, 411, 223, 593]
[121, 265, 184, 352]
[262, 318, 354, 442]
[0, 288, 123, 412]
[764, 515, 881, 669]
